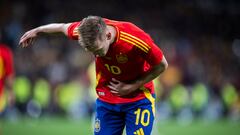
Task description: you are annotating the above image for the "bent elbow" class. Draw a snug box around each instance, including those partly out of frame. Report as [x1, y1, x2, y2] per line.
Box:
[164, 61, 168, 70]
[162, 55, 168, 71]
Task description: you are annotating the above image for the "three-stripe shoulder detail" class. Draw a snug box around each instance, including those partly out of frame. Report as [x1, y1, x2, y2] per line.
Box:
[119, 31, 151, 53]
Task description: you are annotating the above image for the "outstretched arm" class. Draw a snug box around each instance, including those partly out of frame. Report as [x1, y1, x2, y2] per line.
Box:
[108, 56, 168, 96]
[19, 23, 71, 47]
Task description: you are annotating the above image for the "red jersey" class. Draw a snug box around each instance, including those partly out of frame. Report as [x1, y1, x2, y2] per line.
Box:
[67, 19, 163, 104]
[0, 44, 14, 96]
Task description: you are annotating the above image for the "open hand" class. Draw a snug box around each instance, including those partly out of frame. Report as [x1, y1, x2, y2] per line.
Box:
[108, 78, 140, 97]
[19, 28, 38, 47]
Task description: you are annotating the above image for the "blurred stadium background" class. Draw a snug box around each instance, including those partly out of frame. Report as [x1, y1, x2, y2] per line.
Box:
[0, 0, 240, 135]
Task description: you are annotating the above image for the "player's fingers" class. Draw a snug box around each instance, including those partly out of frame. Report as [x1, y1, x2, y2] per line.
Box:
[25, 39, 30, 46]
[26, 39, 31, 46]
[24, 41, 29, 47]
[110, 90, 121, 96]
[109, 81, 118, 87]
[28, 38, 34, 45]
[28, 38, 33, 45]
[20, 33, 26, 40]
[112, 78, 120, 83]
[25, 39, 29, 45]
[107, 85, 118, 91]
[19, 41, 23, 47]
[110, 90, 118, 94]
[30, 38, 35, 45]
[20, 31, 35, 44]
[20, 36, 34, 47]
[23, 42, 28, 48]
[19, 36, 29, 45]
[19, 37, 25, 45]
[22, 43, 27, 48]
[20, 32, 30, 41]
[21, 42, 25, 48]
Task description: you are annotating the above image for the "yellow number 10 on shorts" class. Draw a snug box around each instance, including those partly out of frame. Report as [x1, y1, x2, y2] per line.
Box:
[94, 96, 155, 135]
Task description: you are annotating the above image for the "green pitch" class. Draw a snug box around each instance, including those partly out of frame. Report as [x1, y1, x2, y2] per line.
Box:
[1, 117, 92, 135]
[1, 117, 240, 135]
[158, 120, 240, 135]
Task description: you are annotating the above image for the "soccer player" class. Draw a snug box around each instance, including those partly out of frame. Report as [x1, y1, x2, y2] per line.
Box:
[0, 43, 15, 113]
[19, 16, 168, 135]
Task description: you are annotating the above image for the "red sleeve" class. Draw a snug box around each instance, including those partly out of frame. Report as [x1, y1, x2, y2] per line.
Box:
[123, 22, 163, 66]
[146, 42, 163, 66]
[134, 34, 163, 66]
[67, 22, 81, 40]
[2, 45, 14, 77]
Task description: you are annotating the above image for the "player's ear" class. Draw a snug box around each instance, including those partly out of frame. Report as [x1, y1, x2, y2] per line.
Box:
[106, 32, 111, 40]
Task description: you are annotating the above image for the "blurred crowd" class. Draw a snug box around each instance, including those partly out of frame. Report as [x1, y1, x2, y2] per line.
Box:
[0, 0, 240, 122]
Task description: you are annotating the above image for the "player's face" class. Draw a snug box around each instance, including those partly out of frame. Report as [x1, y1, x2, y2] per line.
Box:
[94, 38, 108, 57]
[84, 36, 108, 57]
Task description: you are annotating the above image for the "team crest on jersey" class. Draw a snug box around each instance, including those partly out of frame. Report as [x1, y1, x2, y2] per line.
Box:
[94, 118, 101, 132]
[116, 53, 128, 63]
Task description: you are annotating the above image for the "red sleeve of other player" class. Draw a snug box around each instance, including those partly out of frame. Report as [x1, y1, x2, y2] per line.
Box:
[1, 45, 14, 77]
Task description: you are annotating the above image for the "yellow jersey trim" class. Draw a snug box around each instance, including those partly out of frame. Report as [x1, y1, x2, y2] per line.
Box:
[96, 72, 102, 86]
[141, 87, 156, 117]
[120, 31, 151, 49]
[120, 37, 148, 53]
[0, 57, 4, 79]
[120, 34, 149, 51]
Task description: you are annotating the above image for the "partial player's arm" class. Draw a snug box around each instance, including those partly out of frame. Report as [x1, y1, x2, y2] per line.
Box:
[133, 55, 168, 88]
[108, 56, 168, 96]
[19, 23, 71, 47]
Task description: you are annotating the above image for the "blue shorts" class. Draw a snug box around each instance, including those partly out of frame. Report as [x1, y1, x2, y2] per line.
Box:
[94, 96, 155, 135]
